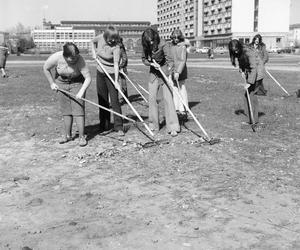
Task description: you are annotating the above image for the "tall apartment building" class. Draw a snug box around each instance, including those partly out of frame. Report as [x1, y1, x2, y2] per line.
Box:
[157, 0, 202, 42]
[203, 0, 291, 48]
[157, 0, 290, 49]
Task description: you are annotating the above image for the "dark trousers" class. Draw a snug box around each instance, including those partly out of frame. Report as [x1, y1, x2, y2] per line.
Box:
[96, 71, 123, 131]
[244, 79, 263, 124]
[120, 74, 128, 97]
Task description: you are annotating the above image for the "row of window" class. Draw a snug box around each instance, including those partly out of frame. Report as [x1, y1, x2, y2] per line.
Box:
[203, 27, 231, 35]
[204, 6, 231, 16]
[204, 0, 231, 7]
[35, 41, 91, 49]
[204, 17, 231, 26]
[157, 3, 181, 14]
[66, 23, 147, 27]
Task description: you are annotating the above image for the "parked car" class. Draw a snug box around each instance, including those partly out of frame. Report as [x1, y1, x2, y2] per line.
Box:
[196, 47, 210, 53]
[187, 46, 196, 54]
[277, 47, 295, 54]
[213, 47, 228, 54]
[267, 46, 281, 53]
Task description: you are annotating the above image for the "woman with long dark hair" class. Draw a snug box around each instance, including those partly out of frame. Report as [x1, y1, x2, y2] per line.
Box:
[141, 28, 180, 136]
[249, 34, 269, 96]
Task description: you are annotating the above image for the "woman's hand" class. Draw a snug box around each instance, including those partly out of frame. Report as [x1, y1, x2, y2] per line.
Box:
[50, 82, 58, 91]
[243, 82, 251, 90]
[150, 61, 160, 70]
[76, 88, 85, 99]
[173, 72, 179, 81]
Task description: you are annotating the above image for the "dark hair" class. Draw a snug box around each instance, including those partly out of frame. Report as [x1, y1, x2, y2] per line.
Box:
[170, 29, 185, 43]
[141, 28, 160, 60]
[228, 39, 250, 72]
[63, 42, 79, 58]
[104, 26, 120, 46]
[251, 34, 263, 45]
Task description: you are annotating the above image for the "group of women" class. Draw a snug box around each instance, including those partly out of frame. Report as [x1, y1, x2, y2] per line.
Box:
[43, 27, 189, 146]
[43, 24, 272, 147]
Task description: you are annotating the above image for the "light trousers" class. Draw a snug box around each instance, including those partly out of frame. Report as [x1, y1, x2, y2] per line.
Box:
[148, 73, 180, 133]
[173, 80, 188, 113]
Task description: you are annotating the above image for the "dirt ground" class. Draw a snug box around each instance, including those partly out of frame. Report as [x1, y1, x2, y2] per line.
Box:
[0, 57, 300, 249]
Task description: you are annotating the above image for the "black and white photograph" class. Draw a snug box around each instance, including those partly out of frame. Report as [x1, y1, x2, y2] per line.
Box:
[0, 0, 300, 249]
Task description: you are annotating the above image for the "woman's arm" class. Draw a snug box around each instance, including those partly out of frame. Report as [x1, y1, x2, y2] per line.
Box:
[176, 45, 187, 75]
[76, 57, 92, 99]
[141, 49, 151, 66]
[262, 45, 269, 64]
[113, 46, 121, 88]
[43, 53, 59, 90]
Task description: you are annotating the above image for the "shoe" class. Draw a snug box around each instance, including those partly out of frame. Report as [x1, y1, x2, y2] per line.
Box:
[59, 135, 72, 144]
[116, 130, 125, 136]
[170, 131, 178, 137]
[149, 123, 158, 132]
[79, 136, 87, 147]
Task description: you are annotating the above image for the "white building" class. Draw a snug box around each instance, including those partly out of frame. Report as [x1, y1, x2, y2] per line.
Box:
[31, 26, 95, 53]
[289, 23, 300, 47]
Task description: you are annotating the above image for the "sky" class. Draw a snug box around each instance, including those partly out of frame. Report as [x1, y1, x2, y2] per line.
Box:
[1, 0, 300, 31]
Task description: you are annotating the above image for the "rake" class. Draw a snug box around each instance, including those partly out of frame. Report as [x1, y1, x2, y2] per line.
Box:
[120, 70, 149, 103]
[95, 57, 154, 137]
[265, 69, 290, 96]
[58, 88, 168, 148]
[154, 60, 220, 145]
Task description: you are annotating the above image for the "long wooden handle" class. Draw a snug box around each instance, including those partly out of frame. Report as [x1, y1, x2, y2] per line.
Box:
[58, 88, 136, 123]
[265, 69, 290, 96]
[245, 87, 255, 125]
[154, 61, 211, 140]
[120, 70, 148, 103]
[95, 58, 154, 137]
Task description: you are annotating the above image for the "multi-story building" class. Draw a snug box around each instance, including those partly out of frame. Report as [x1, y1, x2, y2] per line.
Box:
[32, 19, 151, 53]
[157, 0, 290, 49]
[202, 0, 291, 48]
[0, 32, 9, 46]
[289, 23, 300, 48]
[157, 0, 202, 43]
[32, 26, 95, 53]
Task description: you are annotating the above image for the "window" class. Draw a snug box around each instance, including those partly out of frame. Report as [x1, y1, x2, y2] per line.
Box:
[276, 38, 281, 43]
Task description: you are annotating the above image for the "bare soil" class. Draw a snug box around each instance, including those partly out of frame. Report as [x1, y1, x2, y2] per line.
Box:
[0, 60, 300, 250]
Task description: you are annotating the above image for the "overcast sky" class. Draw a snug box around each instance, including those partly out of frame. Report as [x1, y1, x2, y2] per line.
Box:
[1, 0, 300, 31]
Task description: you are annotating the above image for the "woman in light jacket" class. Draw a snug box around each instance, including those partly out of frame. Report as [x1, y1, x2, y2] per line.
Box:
[169, 29, 189, 122]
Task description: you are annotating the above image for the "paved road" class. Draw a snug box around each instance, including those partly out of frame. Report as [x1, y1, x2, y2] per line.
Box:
[6, 56, 300, 72]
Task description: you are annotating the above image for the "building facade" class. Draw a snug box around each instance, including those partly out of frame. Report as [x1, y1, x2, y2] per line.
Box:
[202, 0, 291, 48]
[0, 32, 9, 46]
[32, 27, 95, 53]
[157, 0, 201, 42]
[289, 23, 300, 48]
[32, 20, 151, 53]
[157, 0, 291, 49]
[60, 21, 151, 50]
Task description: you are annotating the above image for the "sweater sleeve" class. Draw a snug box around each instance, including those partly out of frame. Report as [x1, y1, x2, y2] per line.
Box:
[175, 45, 187, 74]
[162, 41, 174, 73]
[141, 49, 151, 66]
[261, 45, 269, 64]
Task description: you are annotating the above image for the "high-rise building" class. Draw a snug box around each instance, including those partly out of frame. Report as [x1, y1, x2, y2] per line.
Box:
[157, 0, 291, 49]
[202, 0, 291, 48]
[157, 0, 202, 42]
